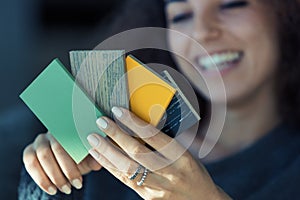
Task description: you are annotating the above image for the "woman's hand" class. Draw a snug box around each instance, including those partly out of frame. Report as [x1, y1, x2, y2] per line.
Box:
[87, 107, 231, 200]
[23, 132, 102, 195]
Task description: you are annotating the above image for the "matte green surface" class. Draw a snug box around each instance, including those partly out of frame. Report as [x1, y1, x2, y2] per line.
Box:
[20, 59, 105, 163]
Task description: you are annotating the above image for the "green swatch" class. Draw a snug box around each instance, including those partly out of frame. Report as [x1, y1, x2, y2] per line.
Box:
[20, 59, 105, 163]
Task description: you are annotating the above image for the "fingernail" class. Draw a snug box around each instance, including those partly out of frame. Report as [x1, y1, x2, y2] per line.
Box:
[48, 186, 57, 195]
[96, 118, 108, 129]
[89, 149, 100, 159]
[61, 184, 71, 194]
[112, 107, 123, 118]
[71, 179, 82, 189]
[87, 135, 99, 147]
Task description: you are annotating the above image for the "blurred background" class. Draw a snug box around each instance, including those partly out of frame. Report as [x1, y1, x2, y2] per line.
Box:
[0, 0, 168, 199]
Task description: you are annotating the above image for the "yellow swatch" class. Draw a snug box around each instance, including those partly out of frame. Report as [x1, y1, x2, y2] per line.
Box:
[126, 55, 176, 126]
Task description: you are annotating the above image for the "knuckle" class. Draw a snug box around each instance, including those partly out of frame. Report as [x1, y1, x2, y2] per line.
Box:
[119, 173, 131, 185]
[63, 170, 79, 180]
[146, 196, 162, 200]
[23, 145, 32, 160]
[177, 154, 193, 168]
[131, 145, 144, 155]
[107, 124, 118, 137]
[147, 126, 160, 136]
[23, 146, 38, 168]
[99, 118, 117, 137]
[36, 146, 52, 161]
[126, 162, 138, 175]
[97, 143, 109, 155]
[146, 190, 172, 200]
[168, 173, 184, 185]
[144, 133, 157, 144]
[24, 155, 39, 170]
[38, 180, 52, 190]
[50, 175, 67, 187]
[86, 158, 101, 171]
[130, 112, 146, 126]
[51, 141, 65, 155]
[94, 153, 105, 164]
[78, 162, 89, 174]
[34, 133, 47, 143]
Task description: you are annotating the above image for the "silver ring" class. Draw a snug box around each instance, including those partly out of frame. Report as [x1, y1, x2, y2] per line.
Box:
[128, 164, 143, 180]
[137, 168, 149, 186]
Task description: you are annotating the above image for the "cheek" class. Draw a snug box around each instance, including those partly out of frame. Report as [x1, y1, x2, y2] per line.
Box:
[167, 30, 191, 57]
[177, 61, 212, 100]
[222, 12, 279, 99]
[167, 32, 198, 81]
[168, 33, 183, 55]
[223, 41, 279, 104]
[244, 15, 279, 88]
[167, 20, 194, 55]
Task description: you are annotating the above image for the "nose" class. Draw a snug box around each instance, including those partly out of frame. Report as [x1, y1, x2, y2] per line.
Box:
[192, 13, 221, 43]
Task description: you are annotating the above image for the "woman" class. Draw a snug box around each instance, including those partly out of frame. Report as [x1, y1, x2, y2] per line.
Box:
[19, 0, 300, 199]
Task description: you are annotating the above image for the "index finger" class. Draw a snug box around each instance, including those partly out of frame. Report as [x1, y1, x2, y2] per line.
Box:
[111, 107, 186, 161]
[96, 116, 167, 171]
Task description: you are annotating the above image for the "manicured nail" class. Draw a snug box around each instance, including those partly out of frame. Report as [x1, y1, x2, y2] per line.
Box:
[87, 135, 99, 147]
[96, 118, 108, 129]
[48, 186, 57, 195]
[89, 149, 100, 159]
[71, 179, 82, 189]
[112, 107, 123, 118]
[61, 184, 71, 194]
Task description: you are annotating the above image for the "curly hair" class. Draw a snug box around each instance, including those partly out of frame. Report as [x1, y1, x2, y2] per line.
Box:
[269, 0, 300, 127]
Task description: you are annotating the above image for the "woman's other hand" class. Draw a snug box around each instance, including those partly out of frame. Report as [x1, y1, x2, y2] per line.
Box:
[22, 132, 102, 195]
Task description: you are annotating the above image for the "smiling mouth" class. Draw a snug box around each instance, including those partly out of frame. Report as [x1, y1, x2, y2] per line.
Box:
[195, 51, 244, 72]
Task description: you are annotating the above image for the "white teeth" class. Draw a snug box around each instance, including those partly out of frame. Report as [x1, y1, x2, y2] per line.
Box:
[198, 52, 242, 70]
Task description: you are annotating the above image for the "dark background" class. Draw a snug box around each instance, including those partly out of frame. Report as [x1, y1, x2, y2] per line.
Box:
[0, 0, 168, 199]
